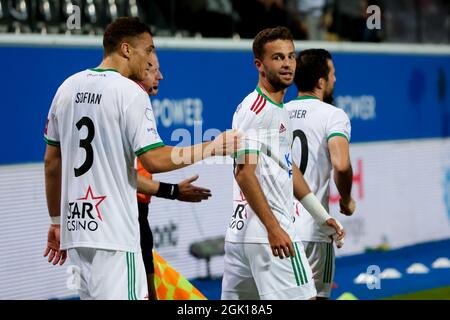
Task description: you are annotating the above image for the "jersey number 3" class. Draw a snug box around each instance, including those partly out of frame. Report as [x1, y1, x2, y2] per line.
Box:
[74, 117, 95, 177]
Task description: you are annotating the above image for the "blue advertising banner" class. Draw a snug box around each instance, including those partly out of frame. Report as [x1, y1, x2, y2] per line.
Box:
[0, 46, 449, 164]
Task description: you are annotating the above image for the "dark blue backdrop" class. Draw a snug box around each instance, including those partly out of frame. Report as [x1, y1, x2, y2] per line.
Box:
[0, 46, 449, 164]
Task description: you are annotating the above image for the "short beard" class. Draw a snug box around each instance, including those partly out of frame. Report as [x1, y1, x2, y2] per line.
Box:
[323, 82, 334, 104]
[265, 68, 291, 91]
[323, 91, 334, 104]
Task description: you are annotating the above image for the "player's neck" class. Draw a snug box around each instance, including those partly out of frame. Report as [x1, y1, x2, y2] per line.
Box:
[298, 90, 323, 101]
[257, 79, 286, 105]
[97, 55, 130, 77]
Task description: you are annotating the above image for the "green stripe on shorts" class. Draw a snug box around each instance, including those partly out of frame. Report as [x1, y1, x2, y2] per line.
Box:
[290, 256, 301, 286]
[323, 243, 333, 284]
[294, 243, 308, 285]
[127, 252, 137, 300]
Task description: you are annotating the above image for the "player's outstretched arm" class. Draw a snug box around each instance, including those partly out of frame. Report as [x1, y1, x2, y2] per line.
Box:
[328, 136, 355, 216]
[138, 130, 241, 174]
[43, 145, 67, 266]
[292, 163, 345, 247]
[175, 174, 212, 202]
[235, 154, 295, 259]
[137, 174, 211, 202]
[136, 174, 160, 195]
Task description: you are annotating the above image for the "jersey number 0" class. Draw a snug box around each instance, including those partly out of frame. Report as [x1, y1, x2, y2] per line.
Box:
[292, 129, 308, 174]
[74, 117, 95, 177]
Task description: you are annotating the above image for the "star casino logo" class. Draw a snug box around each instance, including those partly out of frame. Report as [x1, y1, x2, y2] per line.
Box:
[67, 186, 106, 232]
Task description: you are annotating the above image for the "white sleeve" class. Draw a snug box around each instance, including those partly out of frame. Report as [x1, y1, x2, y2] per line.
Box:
[44, 87, 62, 146]
[326, 108, 351, 142]
[232, 104, 263, 159]
[124, 92, 164, 156]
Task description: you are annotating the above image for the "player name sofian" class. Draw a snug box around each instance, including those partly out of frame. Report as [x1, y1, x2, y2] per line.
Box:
[75, 92, 102, 105]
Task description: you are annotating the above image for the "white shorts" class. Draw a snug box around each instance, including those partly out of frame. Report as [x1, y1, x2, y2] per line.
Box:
[302, 241, 335, 298]
[221, 242, 316, 300]
[69, 247, 148, 300]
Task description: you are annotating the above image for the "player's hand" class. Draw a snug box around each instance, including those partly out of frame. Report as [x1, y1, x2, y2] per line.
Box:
[210, 130, 241, 156]
[177, 174, 212, 202]
[325, 218, 345, 249]
[268, 226, 295, 259]
[320, 218, 345, 248]
[44, 224, 67, 266]
[339, 197, 356, 216]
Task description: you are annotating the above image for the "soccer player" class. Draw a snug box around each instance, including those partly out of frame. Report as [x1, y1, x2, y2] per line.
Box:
[134, 53, 212, 300]
[221, 27, 344, 300]
[43, 17, 239, 300]
[286, 49, 355, 299]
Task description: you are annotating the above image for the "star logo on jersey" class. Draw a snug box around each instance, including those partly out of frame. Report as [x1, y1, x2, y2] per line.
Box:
[77, 186, 107, 221]
[279, 123, 286, 134]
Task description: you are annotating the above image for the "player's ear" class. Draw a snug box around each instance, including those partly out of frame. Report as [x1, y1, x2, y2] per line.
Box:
[120, 42, 131, 59]
[317, 77, 325, 90]
[254, 58, 263, 72]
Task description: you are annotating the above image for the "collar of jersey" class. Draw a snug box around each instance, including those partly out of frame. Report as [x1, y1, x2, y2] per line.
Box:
[295, 95, 320, 100]
[256, 87, 284, 109]
[89, 68, 119, 73]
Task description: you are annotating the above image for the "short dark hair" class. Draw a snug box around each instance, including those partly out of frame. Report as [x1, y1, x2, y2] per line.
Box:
[103, 17, 152, 56]
[252, 26, 294, 60]
[294, 49, 332, 92]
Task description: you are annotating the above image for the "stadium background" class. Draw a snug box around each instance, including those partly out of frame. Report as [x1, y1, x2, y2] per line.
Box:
[0, 0, 449, 300]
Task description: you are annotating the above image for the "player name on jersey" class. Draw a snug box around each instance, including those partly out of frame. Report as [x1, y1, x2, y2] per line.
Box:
[75, 92, 102, 105]
[290, 109, 307, 119]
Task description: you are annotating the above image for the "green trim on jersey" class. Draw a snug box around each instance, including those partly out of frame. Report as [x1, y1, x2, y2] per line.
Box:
[89, 68, 119, 73]
[43, 137, 60, 146]
[135, 142, 165, 156]
[327, 132, 349, 141]
[232, 149, 260, 158]
[256, 87, 284, 109]
[295, 95, 320, 101]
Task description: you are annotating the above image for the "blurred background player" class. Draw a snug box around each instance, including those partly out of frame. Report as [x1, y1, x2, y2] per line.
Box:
[133, 53, 212, 299]
[221, 27, 344, 300]
[286, 48, 355, 299]
[43, 17, 240, 300]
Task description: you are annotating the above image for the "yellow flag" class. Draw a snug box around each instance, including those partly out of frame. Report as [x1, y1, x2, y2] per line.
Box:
[153, 251, 207, 300]
[337, 292, 358, 300]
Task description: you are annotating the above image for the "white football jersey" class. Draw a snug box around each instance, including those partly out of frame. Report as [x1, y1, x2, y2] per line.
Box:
[226, 87, 299, 243]
[285, 96, 351, 242]
[44, 68, 163, 252]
